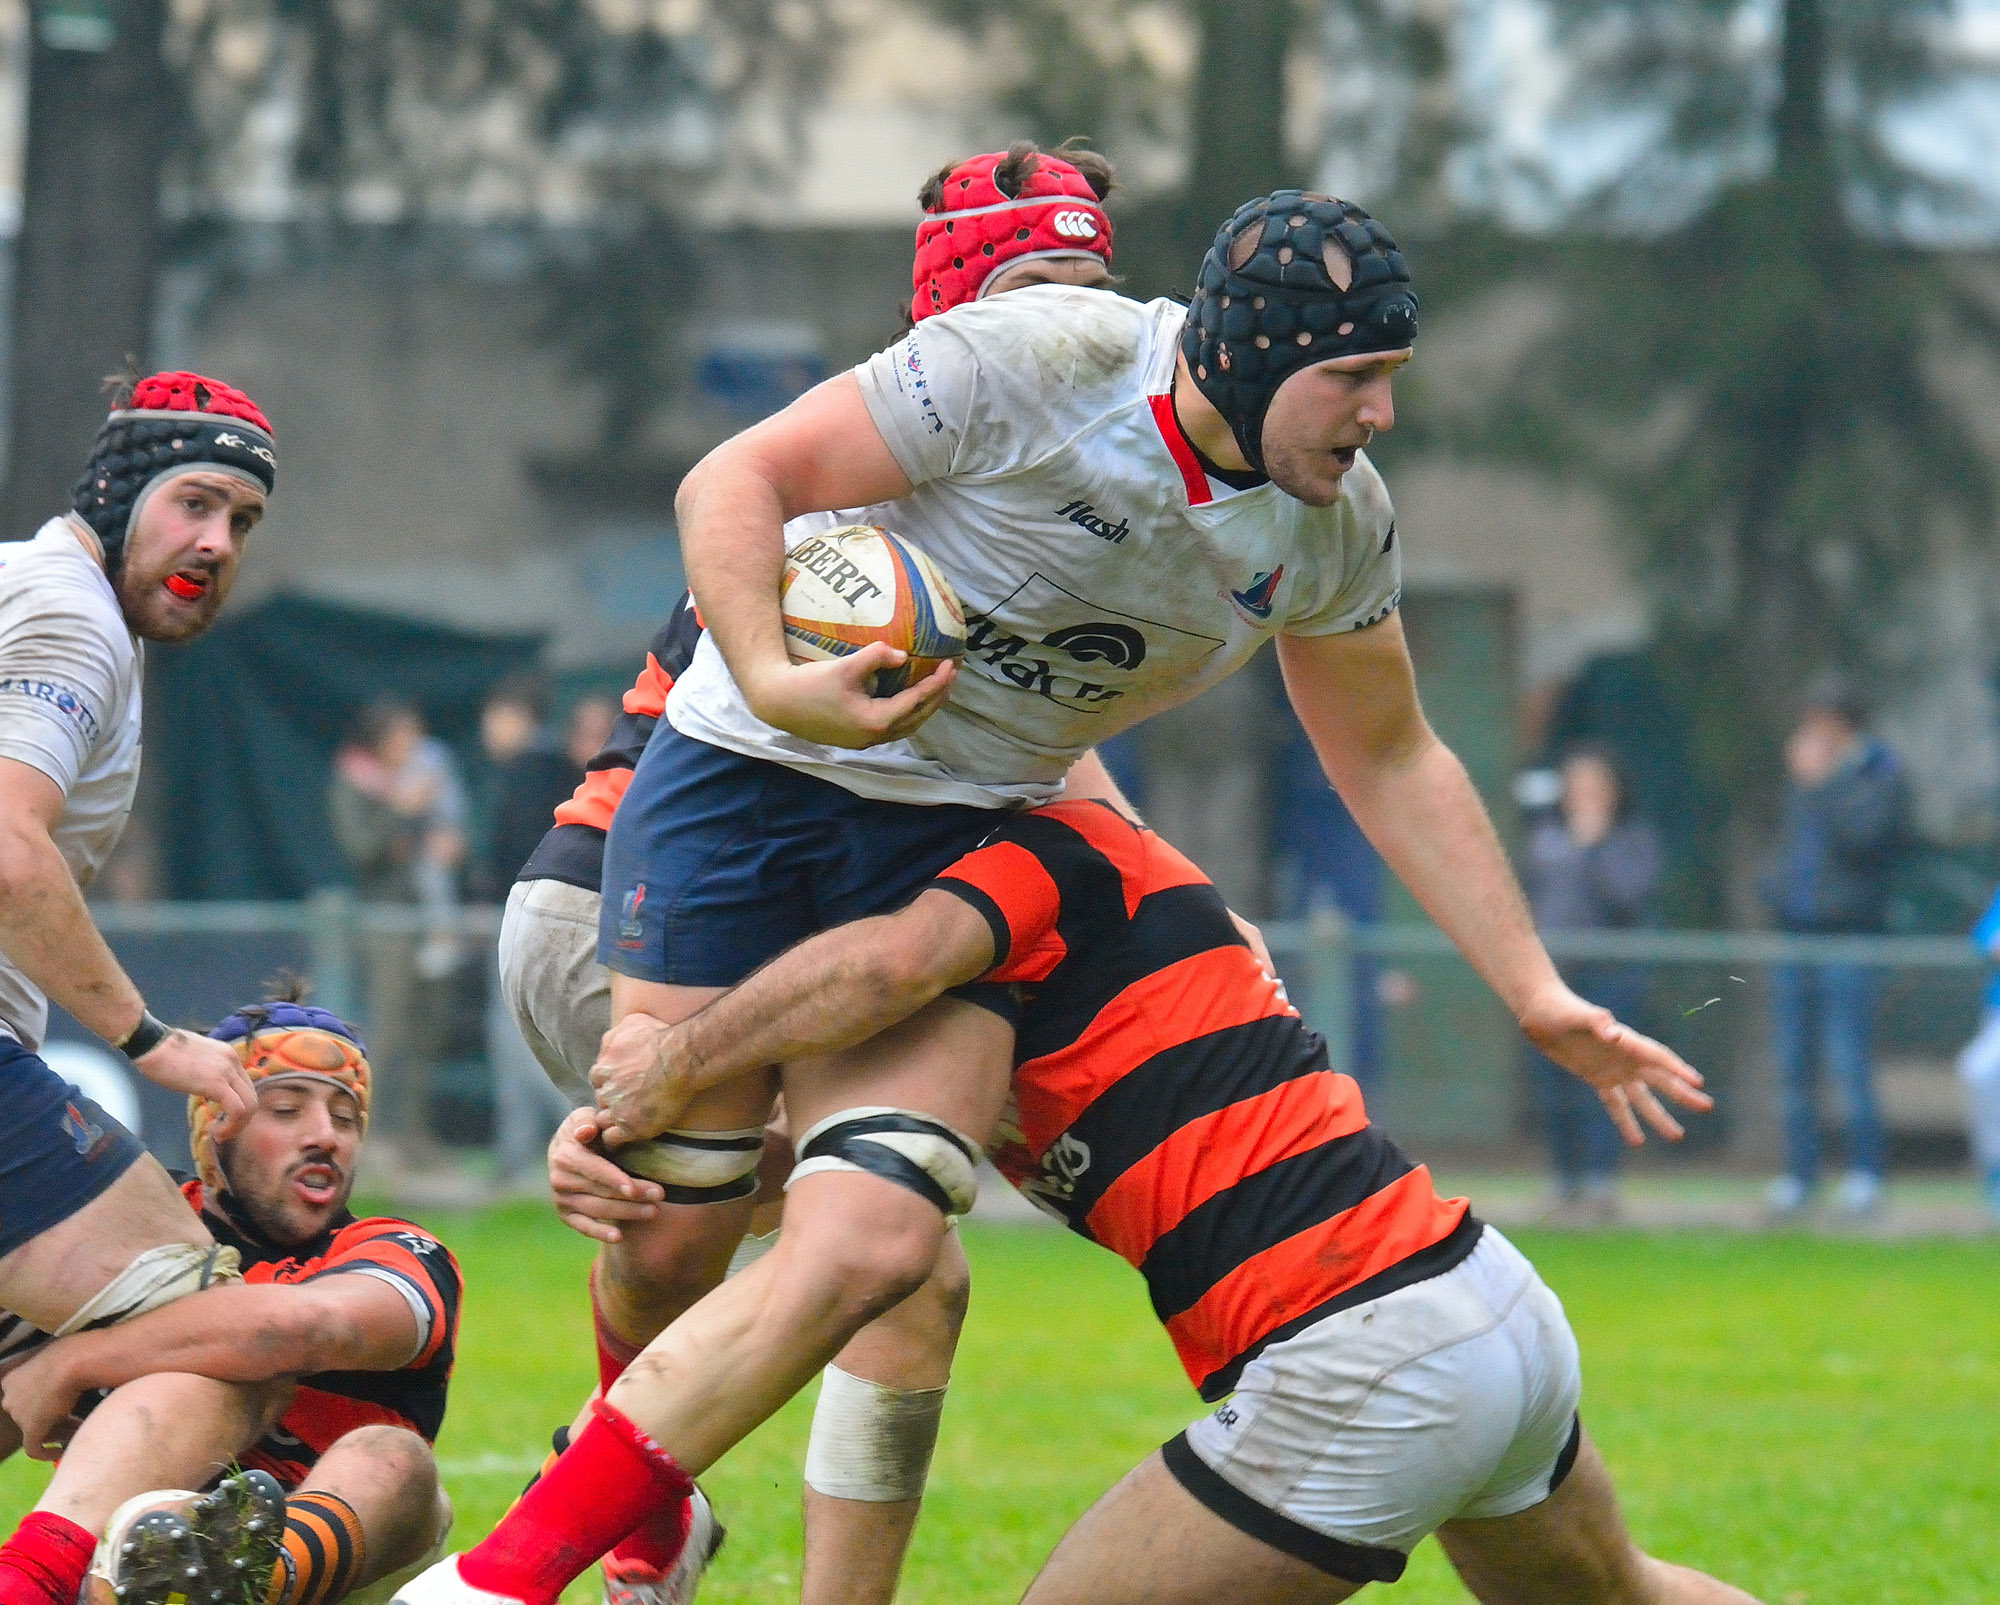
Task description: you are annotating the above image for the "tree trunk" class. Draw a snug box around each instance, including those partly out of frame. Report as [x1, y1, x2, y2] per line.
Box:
[1731, 0, 1841, 736]
[2, 0, 169, 538]
[1180, 0, 1293, 257]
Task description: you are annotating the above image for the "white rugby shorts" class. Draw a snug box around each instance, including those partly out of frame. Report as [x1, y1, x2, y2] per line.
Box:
[1169, 1227, 1582, 1584]
[497, 879, 609, 1107]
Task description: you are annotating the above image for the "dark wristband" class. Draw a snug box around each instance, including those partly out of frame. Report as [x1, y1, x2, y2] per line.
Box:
[116, 1010, 171, 1061]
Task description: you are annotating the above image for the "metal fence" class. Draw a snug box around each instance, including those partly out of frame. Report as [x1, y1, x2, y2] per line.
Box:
[67, 899, 1993, 1174]
[1264, 917, 1986, 1164]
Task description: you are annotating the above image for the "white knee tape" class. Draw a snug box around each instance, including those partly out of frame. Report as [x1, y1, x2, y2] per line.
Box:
[789, 1106, 981, 1217]
[612, 1126, 766, 1202]
[725, 1228, 780, 1279]
[57, 1243, 241, 1337]
[803, 1364, 947, 1503]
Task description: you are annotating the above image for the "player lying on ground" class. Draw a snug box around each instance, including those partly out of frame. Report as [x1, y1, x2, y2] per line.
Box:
[395, 188, 1712, 1605]
[575, 800, 1756, 1603]
[0, 997, 462, 1605]
[0, 373, 283, 1605]
[499, 140, 1124, 1605]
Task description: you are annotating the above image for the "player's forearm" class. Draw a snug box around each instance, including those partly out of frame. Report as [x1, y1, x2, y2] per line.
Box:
[47, 1287, 327, 1393]
[675, 452, 794, 715]
[0, 820, 143, 1041]
[676, 920, 958, 1091]
[1340, 734, 1563, 1017]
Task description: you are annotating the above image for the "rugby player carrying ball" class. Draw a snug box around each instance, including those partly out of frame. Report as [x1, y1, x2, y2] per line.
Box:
[500, 142, 1127, 1605]
[399, 190, 1709, 1605]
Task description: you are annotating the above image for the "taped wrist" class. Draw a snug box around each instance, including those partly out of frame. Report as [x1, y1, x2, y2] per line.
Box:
[803, 1365, 947, 1502]
[116, 1010, 170, 1061]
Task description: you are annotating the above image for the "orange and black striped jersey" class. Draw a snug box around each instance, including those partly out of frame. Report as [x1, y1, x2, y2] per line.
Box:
[933, 800, 1478, 1399]
[518, 593, 704, 890]
[182, 1180, 462, 1488]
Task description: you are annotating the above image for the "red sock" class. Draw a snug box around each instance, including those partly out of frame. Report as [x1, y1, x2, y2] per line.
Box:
[589, 1268, 688, 1574]
[605, 1494, 692, 1576]
[459, 1399, 693, 1605]
[0, 1513, 93, 1605]
[591, 1266, 644, 1394]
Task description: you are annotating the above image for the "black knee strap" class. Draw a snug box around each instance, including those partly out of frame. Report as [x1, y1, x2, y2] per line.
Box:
[796, 1113, 979, 1215]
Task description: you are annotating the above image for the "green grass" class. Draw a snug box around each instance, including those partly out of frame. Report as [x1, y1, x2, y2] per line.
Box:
[7, 1204, 1997, 1602]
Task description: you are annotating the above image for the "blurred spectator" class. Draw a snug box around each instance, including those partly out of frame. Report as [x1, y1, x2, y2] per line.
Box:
[330, 697, 467, 909]
[1758, 685, 1909, 1218]
[565, 695, 617, 772]
[471, 676, 580, 903]
[472, 676, 583, 1178]
[1957, 888, 2000, 1222]
[328, 698, 468, 1160]
[1522, 744, 1660, 1221]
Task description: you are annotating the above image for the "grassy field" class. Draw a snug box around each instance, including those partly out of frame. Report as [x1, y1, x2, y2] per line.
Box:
[5, 1203, 1997, 1603]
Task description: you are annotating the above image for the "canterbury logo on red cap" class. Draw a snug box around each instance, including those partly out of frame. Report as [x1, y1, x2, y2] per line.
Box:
[1051, 209, 1100, 239]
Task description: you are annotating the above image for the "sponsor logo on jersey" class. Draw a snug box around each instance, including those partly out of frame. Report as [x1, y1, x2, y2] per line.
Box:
[963, 574, 1226, 711]
[1055, 500, 1129, 544]
[1228, 567, 1284, 622]
[1018, 1131, 1092, 1212]
[1352, 586, 1402, 631]
[896, 333, 944, 436]
[1051, 209, 1100, 240]
[617, 883, 647, 949]
[0, 677, 100, 741]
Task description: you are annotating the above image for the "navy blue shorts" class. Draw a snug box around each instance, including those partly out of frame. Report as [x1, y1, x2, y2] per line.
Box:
[600, 725, 1003, 987]
[0, 1039, 146, 1258]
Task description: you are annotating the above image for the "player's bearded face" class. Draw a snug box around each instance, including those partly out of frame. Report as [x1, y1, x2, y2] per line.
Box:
[116, 471, 262, 643]
[1258, 352, 1410, 508]
[219, 1079, 362, 1245]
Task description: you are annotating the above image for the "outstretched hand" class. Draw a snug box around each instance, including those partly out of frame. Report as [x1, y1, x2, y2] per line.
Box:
[1519, 984, 1711, 1145]
[744, 647, 955, 750]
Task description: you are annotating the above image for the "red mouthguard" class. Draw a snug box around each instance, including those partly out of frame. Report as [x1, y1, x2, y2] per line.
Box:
[165, 574, 206, 599]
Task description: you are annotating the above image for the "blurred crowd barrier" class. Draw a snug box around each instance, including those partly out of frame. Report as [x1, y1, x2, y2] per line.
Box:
[1268, 919, 1982, 1169]
[59, 900, 1989, 1179]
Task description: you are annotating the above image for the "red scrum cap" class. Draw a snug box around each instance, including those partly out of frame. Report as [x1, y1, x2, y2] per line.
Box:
[912, 150, 1113, 322]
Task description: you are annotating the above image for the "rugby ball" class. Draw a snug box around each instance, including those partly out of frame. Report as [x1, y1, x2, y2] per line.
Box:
[781, 525, 967, 697]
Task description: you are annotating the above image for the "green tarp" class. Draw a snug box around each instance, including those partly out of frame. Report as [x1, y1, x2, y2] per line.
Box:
[149, 595, 542, 899]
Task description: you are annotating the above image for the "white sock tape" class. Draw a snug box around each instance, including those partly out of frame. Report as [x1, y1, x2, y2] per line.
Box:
[803, 1364, 947, 1503]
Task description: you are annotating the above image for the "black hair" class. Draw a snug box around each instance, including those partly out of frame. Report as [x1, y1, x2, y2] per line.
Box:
[916, 136, 1117, 214]
[485, 672, 550, 723]
[348, 695, 418, 751]
[1801, 676, 1870, 731]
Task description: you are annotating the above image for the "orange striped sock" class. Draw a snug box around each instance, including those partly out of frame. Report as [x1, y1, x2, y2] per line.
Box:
[266, 1492, 366, 1605]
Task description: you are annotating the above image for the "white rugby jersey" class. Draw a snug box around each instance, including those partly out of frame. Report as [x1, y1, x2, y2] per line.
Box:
[667, 286, 1401, 808]
[0, 518, 144, 1047]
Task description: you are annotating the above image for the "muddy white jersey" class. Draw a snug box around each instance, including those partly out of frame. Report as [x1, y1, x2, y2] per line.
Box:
[0, 518, 144, 1046]
[666, 286, 1401, 808]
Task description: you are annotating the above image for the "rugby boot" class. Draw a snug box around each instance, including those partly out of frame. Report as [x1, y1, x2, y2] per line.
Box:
[600, 1489, 725, 1605]
[94, 1471, 286, 1605]
[387, 1556, 524, 1605]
